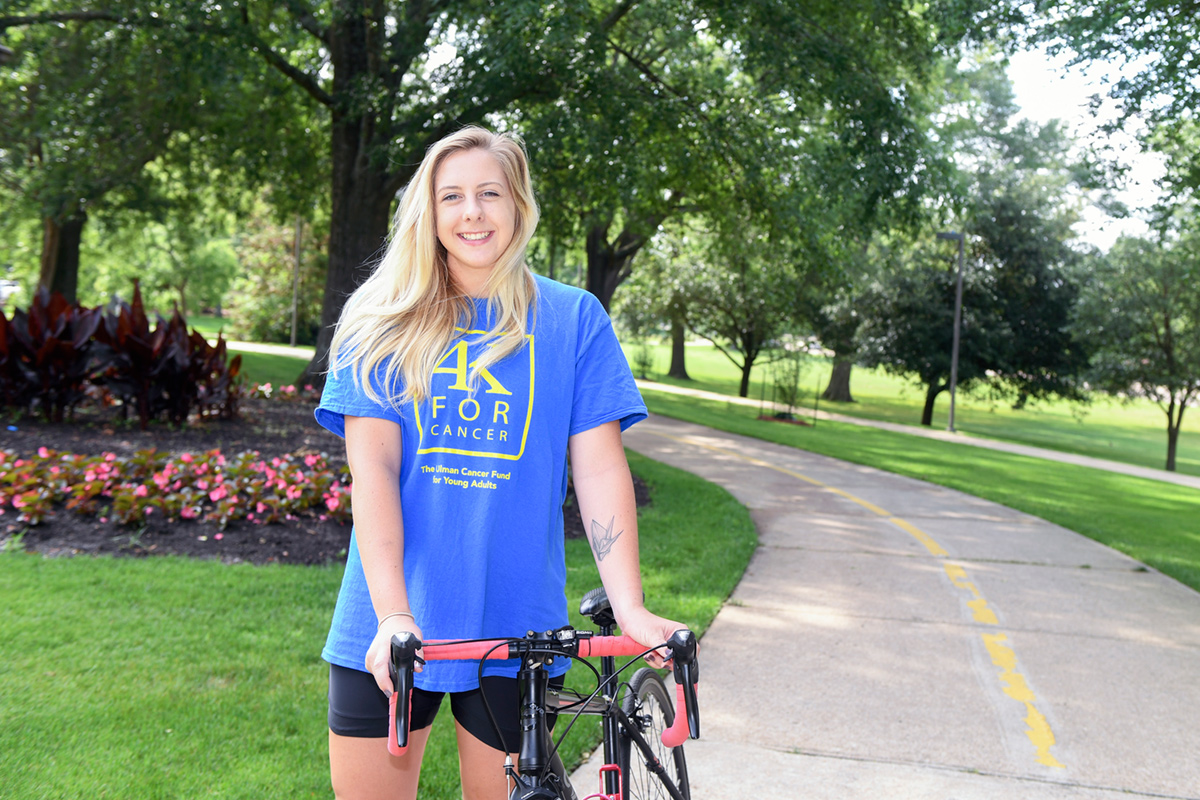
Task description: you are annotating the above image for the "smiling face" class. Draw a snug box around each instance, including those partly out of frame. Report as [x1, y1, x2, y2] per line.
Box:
[434, 148, 518, 296]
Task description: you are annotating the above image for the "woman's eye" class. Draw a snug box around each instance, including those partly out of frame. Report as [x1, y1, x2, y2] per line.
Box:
[442, 193, 461, 202]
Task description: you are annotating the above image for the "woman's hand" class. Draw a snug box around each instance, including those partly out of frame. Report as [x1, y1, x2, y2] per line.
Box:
[365, 616, 424, 697]
[617, 606, 690, 670]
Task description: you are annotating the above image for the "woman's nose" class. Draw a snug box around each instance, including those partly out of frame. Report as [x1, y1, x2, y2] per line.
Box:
[463, 196, 483, 219]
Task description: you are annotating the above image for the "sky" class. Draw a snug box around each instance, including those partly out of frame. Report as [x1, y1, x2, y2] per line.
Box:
[1006, 48, 1164, 251]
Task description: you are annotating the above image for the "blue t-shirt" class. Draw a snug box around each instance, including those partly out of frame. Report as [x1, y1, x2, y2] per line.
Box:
[314, 275, 647, 691]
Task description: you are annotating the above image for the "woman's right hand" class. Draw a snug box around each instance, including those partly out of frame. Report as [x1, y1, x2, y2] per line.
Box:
[365, 616, 424, 697]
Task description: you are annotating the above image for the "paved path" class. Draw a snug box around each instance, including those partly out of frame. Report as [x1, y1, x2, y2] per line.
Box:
[595, 415, 1200, 799]
[635, 380, 1200, 491]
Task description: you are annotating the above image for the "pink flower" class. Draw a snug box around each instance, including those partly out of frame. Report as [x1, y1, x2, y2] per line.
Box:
[12, 496, 25, 508]
[196, 479, 209, 491]
[104, 453, 116, 462]
[325, 497, 340, 511]
[145, 507, 154, 516]
[216, 454, 226, 466]
[304, 454, 320, 468]
[172, 480, 182, 491]
[209, 486, 228, 502]
[180, 453, 194, 464]
[271, 457, 282, 468]
[264, 467, 277, 482]
[286, 485, 303, 501]
[153, 473, 169, 489]
[304, 384, 314, 392]
[99, 516, 108, 523]
[84, 470, 96, 482]
[49, 466, 60, 475]
[37, 446, 50, 458]
[134, 485, 149, 497]
[256, 502, 268, 514]
[293, 470, 305, 483]
[195, 463, 209, 475]
[214, 533, 224, 541]
[180, 506, 198, 519]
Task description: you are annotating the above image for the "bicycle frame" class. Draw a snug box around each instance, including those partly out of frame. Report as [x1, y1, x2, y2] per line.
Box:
[388, 626, 699, 800]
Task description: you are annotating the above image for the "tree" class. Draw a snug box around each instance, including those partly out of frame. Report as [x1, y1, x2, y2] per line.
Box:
[685, 214, 814, 398]
[525, 0, 948, 311]
[3, 1, 618, 383]
[1075, 232, 1200, 471]
[0, 3, 325, 305]
[0, 16, 180, 301]
[612, 225, 707, 380]
[857, 253, 1006, 425]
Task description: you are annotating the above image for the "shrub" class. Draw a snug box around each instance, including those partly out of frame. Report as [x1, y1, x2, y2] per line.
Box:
[0, 288, 104, 422]
[0, 281, 242, 429]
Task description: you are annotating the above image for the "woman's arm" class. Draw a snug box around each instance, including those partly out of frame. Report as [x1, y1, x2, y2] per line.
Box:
[569, 420, 684, 667]
[344, 415, 423, 693]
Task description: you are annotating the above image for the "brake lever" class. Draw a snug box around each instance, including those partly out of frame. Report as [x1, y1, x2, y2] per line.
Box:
[388, 631, 422, 756]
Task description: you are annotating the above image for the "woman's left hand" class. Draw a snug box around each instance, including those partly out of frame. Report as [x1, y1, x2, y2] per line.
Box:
[616, 606, 691, 670]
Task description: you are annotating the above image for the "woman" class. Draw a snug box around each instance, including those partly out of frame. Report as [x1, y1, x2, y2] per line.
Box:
[314, 126, 685, 800]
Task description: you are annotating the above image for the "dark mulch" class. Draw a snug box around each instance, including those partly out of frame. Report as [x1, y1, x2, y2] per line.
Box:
[2, 397, 647, 565]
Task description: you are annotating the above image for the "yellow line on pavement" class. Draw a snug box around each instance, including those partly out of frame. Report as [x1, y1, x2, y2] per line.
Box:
[648, 431, 948, 556]
[644, 426, 1065, 769]
[982, 634, 1066, 768]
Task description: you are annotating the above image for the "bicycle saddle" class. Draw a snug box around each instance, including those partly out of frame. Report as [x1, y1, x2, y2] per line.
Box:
[579, 586, 613, 621]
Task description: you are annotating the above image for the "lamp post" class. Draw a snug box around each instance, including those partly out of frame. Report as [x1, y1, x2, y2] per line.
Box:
[936, 231, 965, 433]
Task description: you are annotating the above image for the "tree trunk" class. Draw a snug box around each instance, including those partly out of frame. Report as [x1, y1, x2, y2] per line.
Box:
[585, 223, 644, 310]
[1165, 399, 1182, 472]
[298, 13, 402, 388]
[738, 357, 754, 398]
[667, 315, 690, 379]
[921, 381, 942, 426]
[822, 358, 855, 403]
[38, 212, 86, 303]
[300, 135, 393, 387]
[177, 277, 188, 319]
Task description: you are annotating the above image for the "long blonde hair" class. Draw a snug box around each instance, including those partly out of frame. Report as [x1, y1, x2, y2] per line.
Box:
[328, 126, 539, 408]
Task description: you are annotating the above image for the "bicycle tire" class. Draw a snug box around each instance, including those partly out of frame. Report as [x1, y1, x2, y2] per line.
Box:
[617, 668, 690, 800]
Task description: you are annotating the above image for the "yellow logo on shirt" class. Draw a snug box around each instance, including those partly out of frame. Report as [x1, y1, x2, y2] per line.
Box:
[412, 330, 534, 460]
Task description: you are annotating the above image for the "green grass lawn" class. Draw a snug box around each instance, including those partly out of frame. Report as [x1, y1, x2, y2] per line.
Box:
[231, 351, 312, 388]
[640, 388, 1200, 594]
[0, 451, 755, 800]
[627, 342, 1200, 477]
[186, 313, 230, 340]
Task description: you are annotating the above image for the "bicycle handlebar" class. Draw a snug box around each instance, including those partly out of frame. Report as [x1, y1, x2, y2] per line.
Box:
[387, 628, 700, 756]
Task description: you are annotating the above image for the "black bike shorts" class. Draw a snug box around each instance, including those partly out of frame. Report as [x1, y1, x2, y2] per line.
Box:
[327, 663, 564, 753]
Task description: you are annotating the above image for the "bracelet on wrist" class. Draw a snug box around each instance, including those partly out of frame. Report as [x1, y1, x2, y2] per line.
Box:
[378, 610, 415, 628]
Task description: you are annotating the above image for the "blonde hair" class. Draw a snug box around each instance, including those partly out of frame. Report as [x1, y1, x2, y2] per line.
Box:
[328, 126, 539, 408]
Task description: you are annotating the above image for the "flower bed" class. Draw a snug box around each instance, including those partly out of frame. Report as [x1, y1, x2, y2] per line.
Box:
[1, 446, 352, 530]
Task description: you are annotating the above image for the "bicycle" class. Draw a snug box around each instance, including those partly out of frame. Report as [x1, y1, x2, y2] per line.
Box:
[387, 586, 700, 800]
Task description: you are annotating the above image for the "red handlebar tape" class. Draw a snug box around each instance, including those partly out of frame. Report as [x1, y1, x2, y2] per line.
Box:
[388, 635, 697, 753]
[660, 683, 695, 748]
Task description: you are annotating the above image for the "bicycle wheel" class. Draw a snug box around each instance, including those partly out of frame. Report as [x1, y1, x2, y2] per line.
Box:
[617, 668, 690, 800]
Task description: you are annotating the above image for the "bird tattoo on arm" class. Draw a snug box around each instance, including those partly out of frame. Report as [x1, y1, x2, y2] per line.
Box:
[590, 516, 624, 561]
